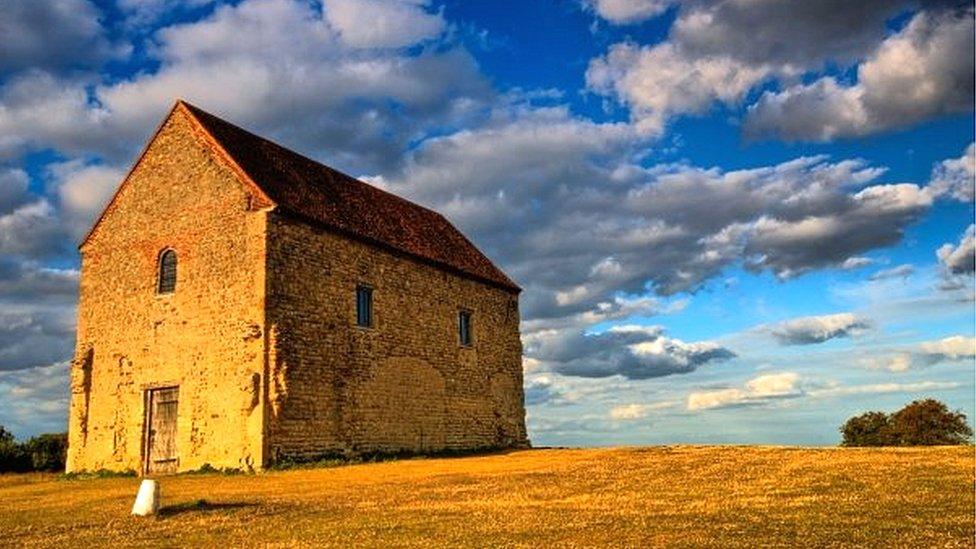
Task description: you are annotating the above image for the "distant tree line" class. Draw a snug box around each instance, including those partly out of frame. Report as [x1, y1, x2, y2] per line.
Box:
[841, 399, 973, 447]
[0, 425, 67, 473]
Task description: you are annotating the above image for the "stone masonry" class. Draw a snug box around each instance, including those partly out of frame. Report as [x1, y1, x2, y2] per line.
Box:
[66, 101, 527, 473]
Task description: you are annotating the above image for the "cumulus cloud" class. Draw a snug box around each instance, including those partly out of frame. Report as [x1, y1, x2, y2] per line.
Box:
[865, 335, 976, 372]
[0, 199, 67, 260]
[524, 375, 563, 406]
[688, 372, 963, 410]
[587, 41, 769, 136]
[0, 259, 78, 306]
[0, 0, 491, 172]
[587, 1, 973, 140]
[324, 0, 446, 48]
[937, 225, 975, 275]
[0, 0, 128, 74]
[116, 0, 216, 27]
[609, 401, 676, 419]
[930, 142, 975, 202]
[769, 313, 871, 345]
[671, 0, 910, 69]
[687, 372, 802, 411]
[0, 307, 76, 372]
[0, 362, 70, 437]
[0, 163, 74, 261]
[525, 324, 734, 380]
[586, 0, 675, 25]
[47, 160, 126, 241]
[745, 9, 975, 141]
[380, 104, 934, 324]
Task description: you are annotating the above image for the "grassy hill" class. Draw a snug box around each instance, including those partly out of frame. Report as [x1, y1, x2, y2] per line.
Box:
[1, 446, 973, 547]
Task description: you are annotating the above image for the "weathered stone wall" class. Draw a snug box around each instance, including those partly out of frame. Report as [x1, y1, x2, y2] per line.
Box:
[66, 108, 268, 473]
[265, 213, 528, 460]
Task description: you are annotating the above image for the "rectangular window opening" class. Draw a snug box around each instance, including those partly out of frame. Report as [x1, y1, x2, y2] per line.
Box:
[459, 310, 473, 346]
[356, 285, 373, 328]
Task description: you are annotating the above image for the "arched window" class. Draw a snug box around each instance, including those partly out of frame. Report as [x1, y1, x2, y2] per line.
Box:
[157, 249, 177, 294]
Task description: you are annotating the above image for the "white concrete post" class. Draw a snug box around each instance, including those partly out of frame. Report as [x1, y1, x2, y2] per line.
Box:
[131, 479, 160, 516]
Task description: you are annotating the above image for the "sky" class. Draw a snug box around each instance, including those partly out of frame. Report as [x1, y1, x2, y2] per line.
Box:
[0, 0, 973, 446]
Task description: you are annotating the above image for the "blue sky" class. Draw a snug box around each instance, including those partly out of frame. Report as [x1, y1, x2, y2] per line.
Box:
[0, 0, 973, 446]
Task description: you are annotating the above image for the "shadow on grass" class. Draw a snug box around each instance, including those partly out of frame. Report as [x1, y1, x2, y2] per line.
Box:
[158, 499, 258, 517]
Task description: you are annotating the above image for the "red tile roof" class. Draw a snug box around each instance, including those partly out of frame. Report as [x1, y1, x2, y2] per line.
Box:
[181, 101, 520, 293]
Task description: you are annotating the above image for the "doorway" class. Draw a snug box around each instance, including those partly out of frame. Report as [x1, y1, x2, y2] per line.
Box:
[144, 386, 179, 474]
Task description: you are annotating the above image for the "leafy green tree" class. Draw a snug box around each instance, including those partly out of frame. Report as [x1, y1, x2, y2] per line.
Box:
[0, 424, 30, 473]
[888, 399, 973, 446]
[23, 433, 68, 472]
[840, 411, 894, 446]
[840, 399, 973, 446]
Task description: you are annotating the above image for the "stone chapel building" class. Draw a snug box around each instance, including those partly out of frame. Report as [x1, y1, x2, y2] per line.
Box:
[66, 100, 528, 474]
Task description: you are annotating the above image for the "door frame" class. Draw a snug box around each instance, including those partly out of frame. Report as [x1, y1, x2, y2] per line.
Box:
[142, 384, 180, 476]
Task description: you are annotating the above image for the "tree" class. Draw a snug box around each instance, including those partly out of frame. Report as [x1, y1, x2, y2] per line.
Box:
[840, 411, 894, 446]
[0, 425, 30, 473]
[22, 433, 68, 472]
[0, 426, 68, 473]
[888, 399, 973, 446]
[840, 399, 973, 447]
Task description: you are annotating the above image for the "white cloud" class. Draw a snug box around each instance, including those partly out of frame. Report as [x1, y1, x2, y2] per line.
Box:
[745, 9, 975, 141]
[808, 380, 961, 398]
[524, 324, 734, 380]
[587, 41, 769, 136]
[0, 200, 65, 259]
[768, 313, 870, 345]
[688, 371, 964, 410]
[382, 103, 934, 324]
[324, 0, 446, 49]
[609, 401, 676, 420]
[587, 2, 973, 141]
[687, 372, 802, 411]
[840, 256, 874, 270]
[869, 264, 915, 281]
[937, 224, 975, 275]
[116, 0, 215, 27]
[0, 361, 69, 437]
[0, 167, 30, 214]
[865, 335, 976, 372]
[47, 160, 126, 242]
[587, 0, 674, 25]
[929, 142, 975, 202]
[0, 0, 490, 173]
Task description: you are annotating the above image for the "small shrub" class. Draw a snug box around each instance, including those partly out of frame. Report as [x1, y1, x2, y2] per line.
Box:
[59, 468, 138, 480]
[181, 463, 248, 475]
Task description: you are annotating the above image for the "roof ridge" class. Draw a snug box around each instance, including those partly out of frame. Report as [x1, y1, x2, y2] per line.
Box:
[180, 100, 443, 216]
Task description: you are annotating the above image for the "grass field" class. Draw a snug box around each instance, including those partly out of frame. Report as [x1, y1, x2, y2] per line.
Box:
[1, 446, 973, 547]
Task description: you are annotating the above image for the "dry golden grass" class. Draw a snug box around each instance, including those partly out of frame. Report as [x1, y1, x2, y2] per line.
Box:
[1, 446, 973, 547]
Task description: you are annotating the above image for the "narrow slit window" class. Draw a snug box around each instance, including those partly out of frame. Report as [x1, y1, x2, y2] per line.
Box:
[157, 249, 177, 294]
[356, 285, 373, 328]
[459, 310, 473, 346]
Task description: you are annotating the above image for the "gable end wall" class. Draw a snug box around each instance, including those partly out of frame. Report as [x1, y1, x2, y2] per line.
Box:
[66, 109, 269, 473]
